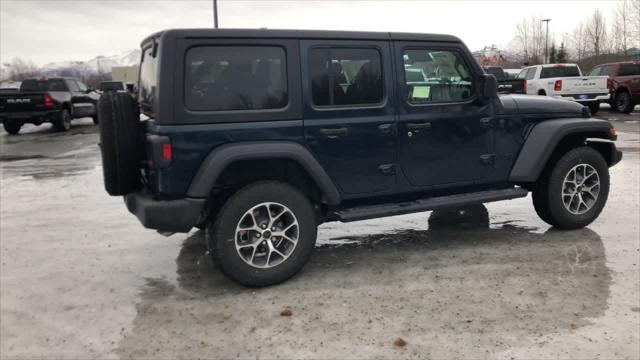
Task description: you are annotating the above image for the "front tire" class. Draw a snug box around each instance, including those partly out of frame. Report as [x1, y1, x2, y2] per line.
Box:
[3, 122, 21, 135]
[208, 181, 317, 287]
[53, 109, 71, 131]
[532, 147, 609, 230]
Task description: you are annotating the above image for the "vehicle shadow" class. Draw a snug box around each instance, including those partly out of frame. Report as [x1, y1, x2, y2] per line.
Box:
[122, 205, 610, 357]
[173, 204, 608, 293]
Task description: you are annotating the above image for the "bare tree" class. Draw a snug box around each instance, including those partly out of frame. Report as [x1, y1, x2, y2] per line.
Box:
[570, 22, 589, 62]
[6, 57, 38, 81]
[632, 0, 640, 45]
[514, 15, 546, 64]
[586, 9, 608, 57]
[612, 0, 632, 57]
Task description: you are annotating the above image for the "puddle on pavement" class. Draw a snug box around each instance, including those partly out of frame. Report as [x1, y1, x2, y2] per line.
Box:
[119, 205, 611, 358]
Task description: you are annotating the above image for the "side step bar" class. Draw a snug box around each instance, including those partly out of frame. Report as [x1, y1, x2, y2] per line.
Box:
[333, 187, 529, 222]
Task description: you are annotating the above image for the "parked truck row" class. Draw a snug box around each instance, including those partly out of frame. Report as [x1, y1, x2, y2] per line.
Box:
[484, 61, 640, 115]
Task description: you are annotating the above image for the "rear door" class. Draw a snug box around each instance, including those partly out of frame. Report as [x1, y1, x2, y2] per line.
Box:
[618, 63, 640, 96]
[301, 39, 397, 197]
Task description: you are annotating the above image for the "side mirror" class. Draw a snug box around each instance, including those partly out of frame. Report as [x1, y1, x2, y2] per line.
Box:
[478, 74, 498, 103]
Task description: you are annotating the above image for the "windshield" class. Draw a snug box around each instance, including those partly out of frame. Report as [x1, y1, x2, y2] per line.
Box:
[20, 79, 67, 92]
[540, 66, 580, 78]
[138, 45, 158, 116]
[100, 82, 124, 91]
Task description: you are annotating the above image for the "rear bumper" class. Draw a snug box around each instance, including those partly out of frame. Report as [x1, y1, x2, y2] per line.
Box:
[555, 94, 610, 102]
[124, 189, 206, 232]
[0, 110, 59, 124]
[613, 149, 623, 166]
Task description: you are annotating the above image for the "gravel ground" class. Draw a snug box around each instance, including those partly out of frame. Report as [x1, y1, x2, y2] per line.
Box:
[1, 106, 639, 359]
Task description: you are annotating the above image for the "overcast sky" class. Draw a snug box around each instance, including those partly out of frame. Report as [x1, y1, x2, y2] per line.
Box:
[0, 0, 619, 66]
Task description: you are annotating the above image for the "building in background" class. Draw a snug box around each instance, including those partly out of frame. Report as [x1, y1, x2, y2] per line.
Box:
[111, 65, 139, 87]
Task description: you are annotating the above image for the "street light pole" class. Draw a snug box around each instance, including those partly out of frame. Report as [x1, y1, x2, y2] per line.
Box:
[213, 0, 219, 28]
[542, 18, 551, 64]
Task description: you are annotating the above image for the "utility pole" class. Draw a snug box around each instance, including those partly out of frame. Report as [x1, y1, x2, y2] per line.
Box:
[213, 0, 219, 28]
[542, 18, 551, 64]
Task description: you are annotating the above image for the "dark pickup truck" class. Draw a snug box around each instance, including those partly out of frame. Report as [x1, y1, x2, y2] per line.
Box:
[484, 66, 525, 94]
[0, 77, 100, 134]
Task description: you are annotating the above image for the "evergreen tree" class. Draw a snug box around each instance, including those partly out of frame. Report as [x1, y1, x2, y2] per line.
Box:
[549, 43, 557, 63]
[556, 42, 568, 63]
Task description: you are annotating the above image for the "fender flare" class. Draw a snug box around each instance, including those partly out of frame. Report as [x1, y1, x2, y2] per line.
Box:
[509, 118, 616, 183]
[187, 141, 341, 205]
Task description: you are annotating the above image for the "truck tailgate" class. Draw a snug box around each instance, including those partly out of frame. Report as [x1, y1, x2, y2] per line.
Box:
[0, 93, 47, 113]
[558, 76, 608, 95]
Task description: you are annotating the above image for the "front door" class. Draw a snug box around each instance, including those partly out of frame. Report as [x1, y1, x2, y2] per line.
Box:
[302, 40, 397, 197]
[394, 43, 494, 189]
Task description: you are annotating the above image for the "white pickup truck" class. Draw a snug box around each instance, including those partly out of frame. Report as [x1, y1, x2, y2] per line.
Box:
[516, 63, 609, 114]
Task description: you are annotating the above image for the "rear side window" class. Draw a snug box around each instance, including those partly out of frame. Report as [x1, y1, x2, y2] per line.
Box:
[185, 46, 287, 111]
[485, 67, 505, 80]
[20, 79, 68, 92]
[402, 49, 474, 104]
[67, 80, 80, 92]
[139, 46, 158, 115]
[619, 64, 640, 76]
[601, 65, 614, 76]
[100, 82, 123, 91]
[309, 48, 383, 106]
[540, 66, 580, 78]
[516, 69, 528, 79]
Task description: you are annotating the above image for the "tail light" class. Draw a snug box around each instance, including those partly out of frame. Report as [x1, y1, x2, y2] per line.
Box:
[145, 134, 172, 168]
[161, 143, 172, 161]
[607, 77, 613, 91]
[554, 80, 562, 91]
[43, 94, 53, 109]
[523, 80, 527, 93]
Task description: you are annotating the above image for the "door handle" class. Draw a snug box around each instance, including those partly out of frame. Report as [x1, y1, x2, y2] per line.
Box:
[319, 127, 348, 138]
[378, 123, 395, 135]
[480, 117, 493, 129]
[406, 122, 431, 130]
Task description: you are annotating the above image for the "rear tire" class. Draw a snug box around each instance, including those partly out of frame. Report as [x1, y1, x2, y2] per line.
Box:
[615, 91, 634, 114]
[3, 122, 21, 135]
[208, 181, 317, 287]
[98, 91, 141, 196]
[587, 102, 600, 115]
[53, 109, 71, 132]
[92, 115, 99, 124]
[532, 147, 609, 230]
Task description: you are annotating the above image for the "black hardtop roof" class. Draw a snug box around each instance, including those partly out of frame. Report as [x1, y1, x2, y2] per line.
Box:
[141, 28, 462, 46]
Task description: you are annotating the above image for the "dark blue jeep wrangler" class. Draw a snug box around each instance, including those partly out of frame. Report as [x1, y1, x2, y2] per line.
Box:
[98, 29, 622, 286]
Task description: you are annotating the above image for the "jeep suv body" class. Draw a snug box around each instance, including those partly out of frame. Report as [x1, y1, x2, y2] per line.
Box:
[98, 29, 622, 286]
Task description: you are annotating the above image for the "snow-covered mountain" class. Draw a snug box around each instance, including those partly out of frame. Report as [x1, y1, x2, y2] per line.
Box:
[41, 49, 141, 75]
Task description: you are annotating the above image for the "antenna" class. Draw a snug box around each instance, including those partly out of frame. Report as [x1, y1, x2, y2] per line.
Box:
[213, 0, 219, 28]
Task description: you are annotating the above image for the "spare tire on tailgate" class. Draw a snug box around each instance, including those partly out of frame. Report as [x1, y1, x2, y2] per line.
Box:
[98, 91, 141, 196]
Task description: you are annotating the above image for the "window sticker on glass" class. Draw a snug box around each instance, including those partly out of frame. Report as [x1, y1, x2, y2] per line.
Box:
[412, 86, 430, 100]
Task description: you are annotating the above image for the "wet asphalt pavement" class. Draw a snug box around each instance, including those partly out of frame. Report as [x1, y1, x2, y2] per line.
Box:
[1, 107, 639, 359]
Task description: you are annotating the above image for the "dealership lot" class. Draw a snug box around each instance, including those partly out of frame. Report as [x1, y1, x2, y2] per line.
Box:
[1, 109, 639, 358]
